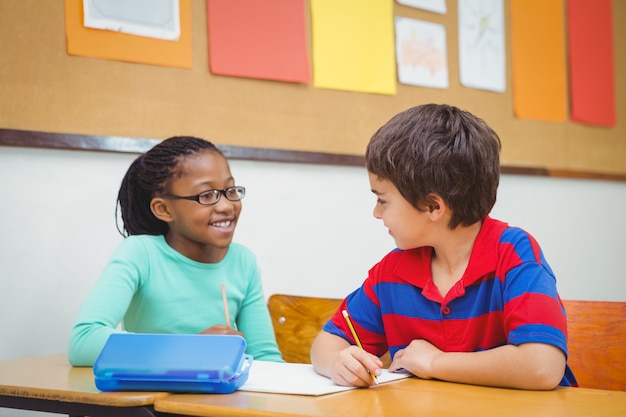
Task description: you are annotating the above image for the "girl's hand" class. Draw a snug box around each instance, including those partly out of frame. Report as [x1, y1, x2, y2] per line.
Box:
[199, 324, 244, 338]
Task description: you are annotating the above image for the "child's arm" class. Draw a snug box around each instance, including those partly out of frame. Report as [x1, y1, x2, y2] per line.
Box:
[199, 324, 244, 337]
[388, 339, 565, 390]
[310, 330, 383, 387]
[232, 253, 284, 362]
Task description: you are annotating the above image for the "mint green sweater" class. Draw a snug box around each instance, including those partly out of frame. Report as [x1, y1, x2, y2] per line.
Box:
[68, 235, 283, 366]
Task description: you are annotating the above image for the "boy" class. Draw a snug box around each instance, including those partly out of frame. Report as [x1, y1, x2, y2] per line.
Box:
[310, 104, 577, 390]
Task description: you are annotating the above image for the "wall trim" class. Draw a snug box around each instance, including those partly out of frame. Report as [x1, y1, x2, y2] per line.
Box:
[1, 128, 625, 182]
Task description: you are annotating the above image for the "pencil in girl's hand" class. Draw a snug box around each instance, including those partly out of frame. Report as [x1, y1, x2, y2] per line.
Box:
[221, 284, 231, 329]
[342, 309, 378, 384]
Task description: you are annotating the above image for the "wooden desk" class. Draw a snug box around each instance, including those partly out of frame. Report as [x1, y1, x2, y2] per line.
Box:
[154, 377, 626, 417]
[0, 354, 169, 417]
[3, 355, 624, 417]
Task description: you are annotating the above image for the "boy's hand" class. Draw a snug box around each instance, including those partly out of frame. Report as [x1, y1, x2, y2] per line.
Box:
[329, 345, 383, 387]
[389, 339, 442, 380]
[199, 324, 244, 338]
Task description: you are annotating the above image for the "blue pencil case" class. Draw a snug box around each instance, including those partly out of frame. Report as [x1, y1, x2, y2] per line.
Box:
[93, 333, 253, 393]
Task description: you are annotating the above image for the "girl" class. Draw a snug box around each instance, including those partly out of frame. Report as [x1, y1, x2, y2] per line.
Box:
[68, 136, 282, 366]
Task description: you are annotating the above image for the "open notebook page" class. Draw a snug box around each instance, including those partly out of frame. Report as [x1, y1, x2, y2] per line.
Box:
[239, 360, 411, 396]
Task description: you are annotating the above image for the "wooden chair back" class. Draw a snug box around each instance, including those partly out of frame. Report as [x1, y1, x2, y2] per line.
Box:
[563, 299, 626, 391]
[268, 294, 392, 366]
[268, 294, 343, 364]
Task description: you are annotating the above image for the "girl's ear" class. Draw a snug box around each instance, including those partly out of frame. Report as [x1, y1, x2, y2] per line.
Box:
[150, 198, 174, 223]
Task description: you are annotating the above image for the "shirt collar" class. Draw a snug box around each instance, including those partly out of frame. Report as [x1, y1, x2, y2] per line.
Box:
[393, 216, 508, 289]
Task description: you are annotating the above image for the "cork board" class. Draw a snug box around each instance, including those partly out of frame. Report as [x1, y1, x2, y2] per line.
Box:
[0, 0, 624, 175]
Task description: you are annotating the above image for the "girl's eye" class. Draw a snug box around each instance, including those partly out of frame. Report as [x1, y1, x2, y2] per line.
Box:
[198, 190, 220, 204]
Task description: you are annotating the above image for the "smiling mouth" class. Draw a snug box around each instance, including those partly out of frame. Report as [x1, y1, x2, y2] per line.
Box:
[211, 220, 232, 228]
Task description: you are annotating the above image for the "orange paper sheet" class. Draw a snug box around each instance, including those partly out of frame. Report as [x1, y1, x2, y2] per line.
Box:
[206, 0, 311, 83]
[567, 0, 615, 127]
[510, 0, 567, 121]
[64, 0, 192, 69]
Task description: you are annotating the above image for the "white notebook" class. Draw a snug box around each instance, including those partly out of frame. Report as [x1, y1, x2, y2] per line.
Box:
[239, 360, 411, 396]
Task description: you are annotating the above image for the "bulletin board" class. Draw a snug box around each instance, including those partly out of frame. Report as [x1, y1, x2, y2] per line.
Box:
[0, 0, 625, 177]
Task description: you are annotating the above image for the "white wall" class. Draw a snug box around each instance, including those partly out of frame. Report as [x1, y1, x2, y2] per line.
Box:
[1, 145, 625, 364]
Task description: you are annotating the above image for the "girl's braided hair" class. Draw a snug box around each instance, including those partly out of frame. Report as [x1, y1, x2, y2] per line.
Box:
[116, 136, 222, 236]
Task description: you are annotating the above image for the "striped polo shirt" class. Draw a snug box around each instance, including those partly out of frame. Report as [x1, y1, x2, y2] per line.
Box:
[323, 216, 577, 386]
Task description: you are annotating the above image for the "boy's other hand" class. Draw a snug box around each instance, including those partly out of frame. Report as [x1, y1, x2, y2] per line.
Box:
[389, 339, 442, 380]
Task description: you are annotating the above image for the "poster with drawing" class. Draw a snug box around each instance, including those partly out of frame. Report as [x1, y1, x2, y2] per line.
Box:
[458, 0, 505, 92]
[395, 17, 448, 89]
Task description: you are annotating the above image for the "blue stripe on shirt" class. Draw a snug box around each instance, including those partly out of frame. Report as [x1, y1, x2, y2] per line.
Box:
[509, 323, 568, 354]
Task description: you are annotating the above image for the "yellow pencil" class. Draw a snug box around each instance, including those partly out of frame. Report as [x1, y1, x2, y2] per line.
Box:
[342, 309, 378, 384]
[221, 284, 231, 329]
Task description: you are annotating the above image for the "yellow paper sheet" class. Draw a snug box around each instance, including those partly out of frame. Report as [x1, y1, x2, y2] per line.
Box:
[64, 0, 192, 69]
[311, 0, 396, 95]
[510, 0, 567, 121]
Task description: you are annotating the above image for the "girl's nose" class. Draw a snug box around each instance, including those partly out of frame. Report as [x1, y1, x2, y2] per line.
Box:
[214, 195, 236, 212]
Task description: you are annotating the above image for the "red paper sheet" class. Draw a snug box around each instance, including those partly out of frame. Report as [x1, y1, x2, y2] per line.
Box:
[206, 0, 311, 83]
[567, 0, 615, 126]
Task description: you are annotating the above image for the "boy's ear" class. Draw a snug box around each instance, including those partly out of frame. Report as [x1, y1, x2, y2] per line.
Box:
[150, 197, 174, 223]
[426, 194, 448, 220]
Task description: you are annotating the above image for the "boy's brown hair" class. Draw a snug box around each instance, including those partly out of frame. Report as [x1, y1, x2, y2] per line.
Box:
[365, 104, 501, 229]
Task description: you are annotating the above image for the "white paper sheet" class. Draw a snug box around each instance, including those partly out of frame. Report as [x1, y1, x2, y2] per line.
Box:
[240, 361, 411, 396]
[83, 0, 180, 41]
[397, 0, 447, 14]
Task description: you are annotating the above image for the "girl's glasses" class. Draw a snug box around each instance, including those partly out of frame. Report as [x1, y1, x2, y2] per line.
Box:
[162, 186, 246, 206]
